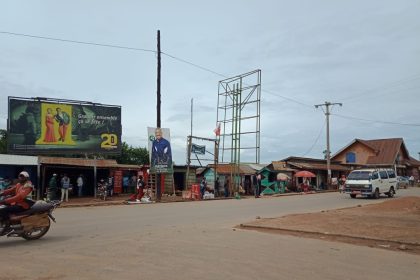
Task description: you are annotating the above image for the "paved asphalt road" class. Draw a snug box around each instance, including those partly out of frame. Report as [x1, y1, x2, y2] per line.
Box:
[1, 189, 420, 280]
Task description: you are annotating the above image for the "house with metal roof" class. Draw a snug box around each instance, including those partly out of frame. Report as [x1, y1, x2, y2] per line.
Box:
[331, 138, 420, 180]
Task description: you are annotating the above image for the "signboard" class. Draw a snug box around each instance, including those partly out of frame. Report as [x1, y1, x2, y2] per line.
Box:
[191, 144, 206, 155]
[7, 97, 122, 154]
[147, 127, 173, 173]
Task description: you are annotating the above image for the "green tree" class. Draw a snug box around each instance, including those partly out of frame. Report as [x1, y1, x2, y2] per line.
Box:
[0, 129, 7, 154]
[113, 142, 149, 165]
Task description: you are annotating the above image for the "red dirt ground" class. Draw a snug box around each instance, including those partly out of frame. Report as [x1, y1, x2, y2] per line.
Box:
[241, 196, 420, 255]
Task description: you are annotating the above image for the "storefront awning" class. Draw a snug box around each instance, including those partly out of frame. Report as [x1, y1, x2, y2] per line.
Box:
[0, 154, 38, 166]
[38, 156, 118, 168]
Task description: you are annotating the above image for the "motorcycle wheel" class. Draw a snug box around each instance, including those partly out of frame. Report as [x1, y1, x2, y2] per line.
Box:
[21, 219, 51, 240]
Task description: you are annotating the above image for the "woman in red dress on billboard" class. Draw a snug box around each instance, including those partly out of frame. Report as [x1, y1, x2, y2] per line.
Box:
[44, 108, 57, 142]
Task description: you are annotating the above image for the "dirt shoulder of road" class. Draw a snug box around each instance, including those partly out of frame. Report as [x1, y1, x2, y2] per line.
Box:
[240, 196, 420, 255]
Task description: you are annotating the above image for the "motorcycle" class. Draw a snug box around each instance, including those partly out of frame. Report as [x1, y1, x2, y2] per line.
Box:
[0, 199, 61, 240]
[97, 181, 107, 201]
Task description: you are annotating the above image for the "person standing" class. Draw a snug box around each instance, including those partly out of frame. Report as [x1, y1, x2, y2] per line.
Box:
[257, 173, 262, 197]
[60, 174, 70, 202]
[107, 175, 114, 197]
[252, 173, 258, 198]
[43, 108, 57, 142]
[77, 174, 84, 197]
[136, 176, 145, 202]
[224, 178, 230, 198]
[200, 177, 207, 198]
[47, 173, 58, 201]
[151, 128, 172, 169]
[54, 107, 70, 142]
[409, 175, 415, 186]
[214, 177, 220, 197]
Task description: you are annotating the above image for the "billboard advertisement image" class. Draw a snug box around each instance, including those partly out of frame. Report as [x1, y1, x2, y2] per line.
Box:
[147, 127, 173, 173]
[8, 97, 122, 154]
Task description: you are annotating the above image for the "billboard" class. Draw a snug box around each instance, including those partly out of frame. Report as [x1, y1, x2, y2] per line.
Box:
[7, 97, 122, 154]
[147, 127, 173, 173]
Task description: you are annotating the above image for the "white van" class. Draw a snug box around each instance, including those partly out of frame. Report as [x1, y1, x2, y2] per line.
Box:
[344, 168, 397, 199]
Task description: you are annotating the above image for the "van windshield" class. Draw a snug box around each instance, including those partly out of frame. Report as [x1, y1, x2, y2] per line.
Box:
[348, 171, 371, 180]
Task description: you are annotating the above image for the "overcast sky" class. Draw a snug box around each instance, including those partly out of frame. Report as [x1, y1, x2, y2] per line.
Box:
[1, 0, 419, 164]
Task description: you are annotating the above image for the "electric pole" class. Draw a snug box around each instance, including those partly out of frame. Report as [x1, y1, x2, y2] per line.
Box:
[157, 30, 161, 128]
[315, 101, 342, 188]
[156, 30, 162, 201]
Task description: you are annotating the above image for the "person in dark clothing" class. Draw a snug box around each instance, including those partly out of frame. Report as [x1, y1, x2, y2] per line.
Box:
[224, 178, 230, 198]
[214, 177, 220, 197]
[47, 174, 58, 201]
[252, 174, 258, 198]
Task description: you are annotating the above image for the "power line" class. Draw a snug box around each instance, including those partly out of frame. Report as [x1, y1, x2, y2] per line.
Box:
[0, 30, 313, 108]
[301, 120, 326, 157]
[332, 113, 420, 127]
[340, 74, 420, 102]
[161, 52, 227, 78]
[0, 31, 156, 53]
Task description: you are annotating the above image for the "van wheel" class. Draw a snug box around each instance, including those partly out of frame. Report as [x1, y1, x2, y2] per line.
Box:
[350, 194, 356, 199]
[373, 188, 380, 199]
[387, 187, 395, 198]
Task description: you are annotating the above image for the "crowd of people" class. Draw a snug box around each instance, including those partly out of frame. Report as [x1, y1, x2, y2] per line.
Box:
[46, 173, 86, 202]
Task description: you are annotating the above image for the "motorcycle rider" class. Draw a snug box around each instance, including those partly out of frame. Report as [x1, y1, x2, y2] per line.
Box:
[0, 171, 34, 220]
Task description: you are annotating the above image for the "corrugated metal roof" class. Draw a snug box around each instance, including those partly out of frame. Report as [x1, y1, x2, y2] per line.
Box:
[38, 156, 118, 168]
[271, 161, 296, 171]
[364, 138, 404, 165]
[287, 161, 350, 171]
[0, 154, 38, 165]
[207, 164, 257, 175]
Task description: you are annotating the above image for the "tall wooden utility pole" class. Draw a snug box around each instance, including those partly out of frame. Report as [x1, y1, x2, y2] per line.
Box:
[315, 101, 342, 188]
[156, 30, 162, 201]
[157, 30, 161, 128]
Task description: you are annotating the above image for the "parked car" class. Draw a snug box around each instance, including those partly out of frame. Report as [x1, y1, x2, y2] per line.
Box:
[397, 176, 409, 189]
[345, 168, 397, 199]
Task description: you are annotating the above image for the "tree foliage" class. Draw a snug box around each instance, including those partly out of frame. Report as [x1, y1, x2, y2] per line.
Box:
[112, 142, 149, 165]
[0, 129, 7, 154]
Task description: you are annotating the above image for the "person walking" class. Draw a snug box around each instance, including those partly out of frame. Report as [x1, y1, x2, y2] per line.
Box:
[60, 174, 70, 202]
[76, 174, 84, 197]
[47, 173, 58, 201]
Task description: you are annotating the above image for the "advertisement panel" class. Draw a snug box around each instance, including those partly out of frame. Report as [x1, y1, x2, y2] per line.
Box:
[8, 97, 122, 154]
[147, 127, 173, 173]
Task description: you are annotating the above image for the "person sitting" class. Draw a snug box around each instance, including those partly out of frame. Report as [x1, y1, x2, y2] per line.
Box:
[0, 171, 34, 220]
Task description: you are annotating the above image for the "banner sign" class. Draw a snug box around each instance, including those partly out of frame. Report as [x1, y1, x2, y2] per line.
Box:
[147, 127, 173, 173]
[191, 144, 206, 155]
[7, 97, 122, 154]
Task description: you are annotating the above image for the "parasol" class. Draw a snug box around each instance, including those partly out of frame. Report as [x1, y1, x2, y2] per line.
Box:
[294, 170, 316, 178]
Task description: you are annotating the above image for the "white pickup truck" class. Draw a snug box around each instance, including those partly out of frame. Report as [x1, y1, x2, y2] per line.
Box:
[344, 168, 397, 199]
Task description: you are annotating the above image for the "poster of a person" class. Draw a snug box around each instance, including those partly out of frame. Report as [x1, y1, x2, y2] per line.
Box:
[148, 127, 173, 173]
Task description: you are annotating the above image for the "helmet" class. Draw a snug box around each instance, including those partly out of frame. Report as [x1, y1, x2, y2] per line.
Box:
[19, 171, 30, 178]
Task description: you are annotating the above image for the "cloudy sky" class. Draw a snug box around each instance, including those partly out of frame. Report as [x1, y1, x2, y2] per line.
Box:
[1, 0, 419, 164]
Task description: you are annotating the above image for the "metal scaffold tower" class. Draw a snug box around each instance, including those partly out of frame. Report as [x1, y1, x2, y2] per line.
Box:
[216, 70, 261, 193]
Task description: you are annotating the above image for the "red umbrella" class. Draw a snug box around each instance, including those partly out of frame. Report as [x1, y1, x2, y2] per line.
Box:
[295, 170, 316, 178]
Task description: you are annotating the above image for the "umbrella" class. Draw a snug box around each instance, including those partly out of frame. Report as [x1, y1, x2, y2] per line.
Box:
[277, 173, 290, 181]
[295, 170, 316, 178]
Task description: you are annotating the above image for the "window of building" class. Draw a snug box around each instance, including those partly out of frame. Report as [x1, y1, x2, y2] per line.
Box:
[346, 152, 356, 163]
